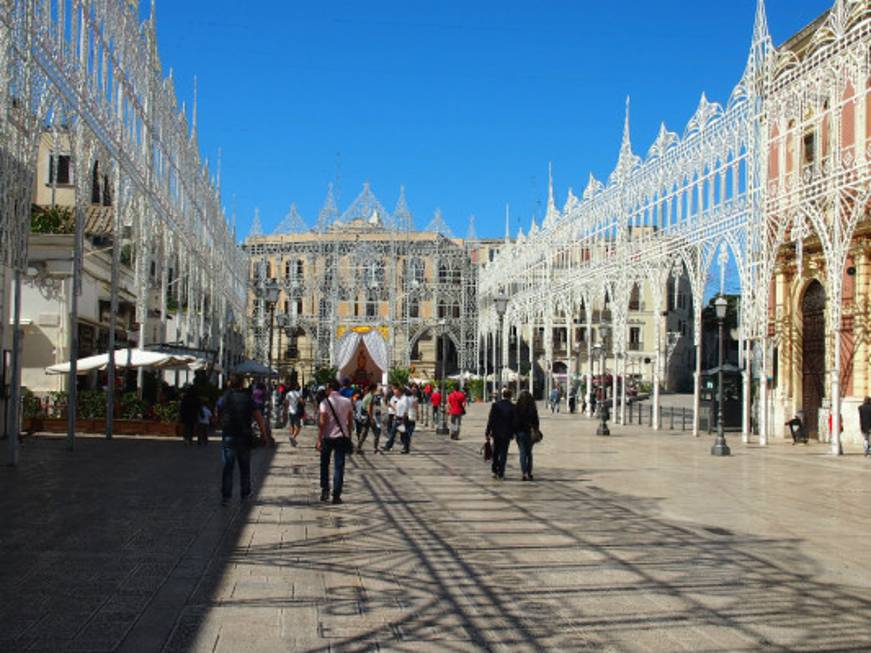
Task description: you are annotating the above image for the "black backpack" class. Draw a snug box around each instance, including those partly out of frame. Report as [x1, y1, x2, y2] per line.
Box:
[220, 390, 255, 444]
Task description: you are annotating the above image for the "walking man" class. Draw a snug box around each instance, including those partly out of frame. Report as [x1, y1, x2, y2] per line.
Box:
[486, 388, 517, 480]
[318, 380, 354, 505]
[447, 384, 467, 440]
[217, 375, 267, 505]
[285, 382, 302, 446]
[383, 385, 403, 451]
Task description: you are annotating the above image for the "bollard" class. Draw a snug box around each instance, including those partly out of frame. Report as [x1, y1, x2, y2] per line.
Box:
[669, 407, 674, 430]
[682, 407, 687, 431]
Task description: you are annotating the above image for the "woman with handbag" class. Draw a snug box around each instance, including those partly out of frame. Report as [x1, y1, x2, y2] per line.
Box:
[515, 390, 540, 481]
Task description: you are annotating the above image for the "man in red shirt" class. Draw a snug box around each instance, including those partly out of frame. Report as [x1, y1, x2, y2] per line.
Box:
[447, 386, 467, 440]
[430, 388, 442, 426]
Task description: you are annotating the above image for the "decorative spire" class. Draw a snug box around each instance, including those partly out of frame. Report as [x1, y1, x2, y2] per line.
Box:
[516, 225, 526, 242]
[504, 203, 510, 243]
[529, 216, 539, 236]
[191, 75, 198, 141]
[248, 208, 263, 239]
[216, 147, 222, 197]
[273, 203, 307, 234]
[583, 173, 603, 201]
[543, 162, 559, 229]
[392, 185, 413, 231]
[316, 183, 339, 233]
[610, 96, 641, 185]
[465, 215, 479, 243]
[340, 181, 390, 225]
[563, 187, 579, 214]
[426, 209, 453, 237]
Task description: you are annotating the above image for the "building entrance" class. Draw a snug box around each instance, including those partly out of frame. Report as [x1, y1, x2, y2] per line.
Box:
[801, 280, 826, 437]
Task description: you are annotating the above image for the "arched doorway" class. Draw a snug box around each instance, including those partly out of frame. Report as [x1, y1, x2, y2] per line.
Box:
[801, 280, 826, 437]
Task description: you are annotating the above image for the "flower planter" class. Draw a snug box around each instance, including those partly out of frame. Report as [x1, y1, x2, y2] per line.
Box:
[25, 418, 180, 437]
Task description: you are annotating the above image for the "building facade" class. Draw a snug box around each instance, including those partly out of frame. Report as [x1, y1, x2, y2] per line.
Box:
[244, 184, 481, 385]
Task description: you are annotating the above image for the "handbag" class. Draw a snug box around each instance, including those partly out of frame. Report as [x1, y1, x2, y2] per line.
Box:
[531, 428, 543, 444]
[482, 439, 493, 461]
[325, 397, 355, 455]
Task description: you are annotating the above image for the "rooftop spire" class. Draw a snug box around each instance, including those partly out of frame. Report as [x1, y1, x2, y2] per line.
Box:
[504, 204, 510, 243]
[426, 209, 453, 238]
[191, 75, 198, 141]
[316, 183, 339, 233]
[273, 203, 307, 234]
[543, 162, 559, 228]
[248, 208, 263, 239]
[392, 185, 413, 231]
[610, 96, 641, 185]
[465, 215, 479, 243]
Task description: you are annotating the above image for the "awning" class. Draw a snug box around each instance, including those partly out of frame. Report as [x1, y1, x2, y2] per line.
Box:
[45, 349, 196, 375]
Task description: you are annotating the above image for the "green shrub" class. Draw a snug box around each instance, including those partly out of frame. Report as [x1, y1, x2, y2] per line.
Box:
[31, 206, 74, 234]
[120, 393, 146, 420]
[388, 367, 411, 388]
[153, 401, 180, 423]
[77, 389, 106, 419]
[314, 367, 337, 386]
[467, 378, 484, 400]
[21, 388, 44, 419]
[47, 390, 68, 417]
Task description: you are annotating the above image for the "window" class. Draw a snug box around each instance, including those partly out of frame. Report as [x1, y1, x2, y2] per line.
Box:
[295, 299, 303, 316]
[411, 339, 421, 361]
[366, 294, 378, 318]
[629, 327, 642, 351]
[452, 302, 460, 319]
[577, 327, 586, 343]
[803, 131, 815, 164]
[409, 298, 420, 319]
[90, 162, 111, 206]
[48, 154, 71, 185]
[629, 285, 641, 311]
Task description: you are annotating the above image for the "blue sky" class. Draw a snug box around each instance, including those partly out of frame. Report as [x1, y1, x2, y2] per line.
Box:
[150, 0, 831, 241]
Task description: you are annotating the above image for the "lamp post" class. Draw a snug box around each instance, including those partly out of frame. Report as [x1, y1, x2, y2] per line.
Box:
[436, 318, 449, 435]
[711, 294, 731, 456]
[493, 294, 508, 394]
[274, 313, 288, 378]
[263, 280, 280, 374]
[597, 324, 610, 436]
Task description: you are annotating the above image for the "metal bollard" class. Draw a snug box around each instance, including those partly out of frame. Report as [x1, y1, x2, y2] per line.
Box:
[682, 407, 687, 431]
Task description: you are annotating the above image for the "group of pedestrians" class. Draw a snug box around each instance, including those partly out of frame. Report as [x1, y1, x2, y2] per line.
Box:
[486, 388, 540, 481]
[216, 373, 471, 506]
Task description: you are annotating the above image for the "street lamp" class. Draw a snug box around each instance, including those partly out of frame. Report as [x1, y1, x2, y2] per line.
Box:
[274, 312, 288, 376]
[493, 294, 509, 392]
[263, 279, 280, 373]
[597, 324, 610, 436]
[436, 318, 449, 435]
[711, 294, 731, 456]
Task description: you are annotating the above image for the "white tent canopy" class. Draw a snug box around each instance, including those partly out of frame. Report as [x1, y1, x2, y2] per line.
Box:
[45, 349, 196, 376]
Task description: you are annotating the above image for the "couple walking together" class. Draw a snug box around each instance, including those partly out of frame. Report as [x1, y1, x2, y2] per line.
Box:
[486, 388, 540, 481]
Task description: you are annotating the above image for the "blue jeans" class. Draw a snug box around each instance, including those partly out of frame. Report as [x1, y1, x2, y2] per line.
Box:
[516, 430, 533, 476]
[320, 438, 347, 497]
[222, 438, 252, 499]
[401, 421, 416, 451]
[384, 416, 398, 450]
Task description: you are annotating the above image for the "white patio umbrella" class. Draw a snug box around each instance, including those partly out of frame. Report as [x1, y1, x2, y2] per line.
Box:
[45, 349, 193, 375]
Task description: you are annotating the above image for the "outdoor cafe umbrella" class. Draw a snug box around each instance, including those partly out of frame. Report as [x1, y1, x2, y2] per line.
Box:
[45, 348, 194, 375]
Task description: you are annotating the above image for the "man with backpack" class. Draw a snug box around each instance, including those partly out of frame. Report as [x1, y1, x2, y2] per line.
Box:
[217, 375, 267, 506]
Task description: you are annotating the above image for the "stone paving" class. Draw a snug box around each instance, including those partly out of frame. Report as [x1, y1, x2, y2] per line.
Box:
[1, 404, 871, 652]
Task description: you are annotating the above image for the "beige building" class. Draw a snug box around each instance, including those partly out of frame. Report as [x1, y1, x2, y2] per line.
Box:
[245, 184, 482, 385]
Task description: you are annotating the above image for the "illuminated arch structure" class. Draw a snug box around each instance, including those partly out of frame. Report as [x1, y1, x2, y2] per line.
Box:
[479, 0, 871, 454]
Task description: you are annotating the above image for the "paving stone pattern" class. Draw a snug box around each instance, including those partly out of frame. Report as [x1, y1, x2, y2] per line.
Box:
[1, 405, 871, 652]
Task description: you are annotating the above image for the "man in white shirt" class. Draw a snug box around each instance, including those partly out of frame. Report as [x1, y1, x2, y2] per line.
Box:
[285, 383, 302, 446]
[318, 380, 354, 505]
[383, 385, 403, 451]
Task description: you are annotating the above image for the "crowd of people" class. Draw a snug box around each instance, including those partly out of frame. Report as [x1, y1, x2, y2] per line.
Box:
[213, 375, 470, 506]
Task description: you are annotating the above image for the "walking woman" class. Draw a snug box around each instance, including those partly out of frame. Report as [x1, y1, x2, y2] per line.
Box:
[515, 390, 540, 481]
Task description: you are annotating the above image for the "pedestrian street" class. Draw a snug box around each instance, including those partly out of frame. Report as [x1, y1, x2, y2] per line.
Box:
[2, 403, 871, 652]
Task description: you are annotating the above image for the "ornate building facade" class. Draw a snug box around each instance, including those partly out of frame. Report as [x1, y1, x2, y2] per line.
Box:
[244, 184, 484, 384]
[479, 0, 871, 453]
